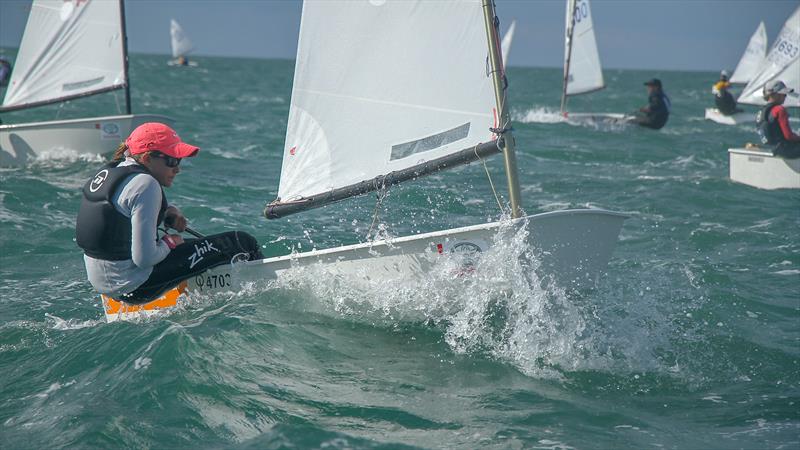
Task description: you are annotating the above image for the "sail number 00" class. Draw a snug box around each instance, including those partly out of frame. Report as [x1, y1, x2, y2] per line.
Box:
[573, 1, 589, 23]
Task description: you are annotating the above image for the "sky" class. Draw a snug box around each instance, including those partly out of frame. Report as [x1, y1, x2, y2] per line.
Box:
[0, 0, 798, 71]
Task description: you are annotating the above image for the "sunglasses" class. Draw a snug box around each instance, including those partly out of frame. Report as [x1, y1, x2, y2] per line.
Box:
[150, 151, 182, 168]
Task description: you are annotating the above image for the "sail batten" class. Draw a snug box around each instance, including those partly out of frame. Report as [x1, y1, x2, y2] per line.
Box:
[275, 0, 498, 208]
[738, 7, 800, 107]
[2, 0, 126, 111]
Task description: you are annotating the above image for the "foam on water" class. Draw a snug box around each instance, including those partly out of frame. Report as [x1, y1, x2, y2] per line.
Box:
[257, 219, 686, 380]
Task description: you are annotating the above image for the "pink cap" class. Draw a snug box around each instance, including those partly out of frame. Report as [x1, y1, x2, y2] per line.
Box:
[126, 122, 199, 158]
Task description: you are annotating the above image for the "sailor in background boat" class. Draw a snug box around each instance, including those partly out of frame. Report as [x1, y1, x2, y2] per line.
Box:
[0, 57, 11, 87]
[756, 80, 800, 159]
[633, 78, 671, 130]
[76, 123, 263, 304]
[712, 70, 741, 116]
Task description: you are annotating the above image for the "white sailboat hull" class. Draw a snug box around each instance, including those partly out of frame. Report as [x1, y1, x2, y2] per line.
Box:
[565, 112, 635, 125]
[102, 209, 627, 322]
[167, 59, 199, 67]
[705, 108, 752, 126]
[191, 209, 627, 294]
[729, 148, 800, 189]
[0, 114, 175, 166]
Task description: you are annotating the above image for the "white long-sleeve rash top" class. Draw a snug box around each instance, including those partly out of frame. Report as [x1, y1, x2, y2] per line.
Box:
[83, 158, 171, 297]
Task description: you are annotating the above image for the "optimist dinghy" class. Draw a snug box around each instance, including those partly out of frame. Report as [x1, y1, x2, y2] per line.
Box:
[728, 147, 800, 190]
[724, 7, 800, 189]
[101, 0, 628, 323]
[0, 0, 173, 166]
[559, 0, 634, 125]
[167, 19, 199, 67]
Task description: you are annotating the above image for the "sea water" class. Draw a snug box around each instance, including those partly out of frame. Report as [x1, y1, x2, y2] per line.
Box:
[0, 53, 798, 449]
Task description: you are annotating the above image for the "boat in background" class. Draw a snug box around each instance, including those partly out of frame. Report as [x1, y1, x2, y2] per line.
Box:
[167, 19, 199, 67]
[704, 108, 752, 126]
[730, 21, 768, 84]
[501, 19, 516, 69]
[738, 6, 799, 108]
[559, 0, 634, 125]
[726, 7, 799, 186]
[101, 0, 627, 322]
[0, 0, 173, 166]
[705, 21, 767, 125]
[728, 147, 800, 190]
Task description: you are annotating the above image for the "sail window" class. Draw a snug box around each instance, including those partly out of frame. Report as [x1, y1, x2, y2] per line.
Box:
[390, 122, 470, 161]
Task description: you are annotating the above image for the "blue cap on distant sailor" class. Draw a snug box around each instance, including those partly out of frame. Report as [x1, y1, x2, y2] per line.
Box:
[643, 78, 662, 88]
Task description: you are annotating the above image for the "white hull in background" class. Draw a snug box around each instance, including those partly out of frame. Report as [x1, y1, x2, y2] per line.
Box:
[729, 148, 800, 189]
[167, 59, 199, 67]
[705, 108, 752, 126]
[564, 112, 635, 125]
[190, 209, 627, 296]
[0, 114, 175, 166]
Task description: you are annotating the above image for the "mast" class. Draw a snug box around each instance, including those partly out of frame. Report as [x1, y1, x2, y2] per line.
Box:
[560, 0, 577, 117]
[482, 0, 522, 218]
[119, 0, 132, 115]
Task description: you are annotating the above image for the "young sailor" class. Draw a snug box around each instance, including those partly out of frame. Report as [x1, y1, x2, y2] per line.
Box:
[756, 80, 800, 159]
[76, 122, 263, 304]
[634, 78, 671, 130]
[712, 70, 741, 116]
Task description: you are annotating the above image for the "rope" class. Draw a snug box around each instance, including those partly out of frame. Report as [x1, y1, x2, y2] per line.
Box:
[473, 145, 505, 214]
[366, 179, 389, 241]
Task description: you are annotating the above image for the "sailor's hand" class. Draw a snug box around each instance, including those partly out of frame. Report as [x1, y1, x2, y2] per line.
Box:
[164, 206, 187, 232]
[162, 234, 184, 249]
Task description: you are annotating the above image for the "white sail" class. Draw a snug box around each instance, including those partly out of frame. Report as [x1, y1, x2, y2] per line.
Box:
[501, 20, 516, 69]
[277, 0, 497, 203]
[738, 7, 800, 107]
[170, 19, 194, 59]
[2, 0, 125, 111]
[729, 21, 767, 84]
[564, 0, 604, 96]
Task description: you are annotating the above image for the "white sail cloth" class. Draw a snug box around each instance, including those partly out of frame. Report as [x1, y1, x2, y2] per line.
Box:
[501, 20, 516, 69]
[2, 0, 125, 110]
[277, 0, 497, 202]
[729, 21, 767, 84]
[738, 7, 800, 107]
[564, 0, 604, 96]
[170, 19, 194, 59]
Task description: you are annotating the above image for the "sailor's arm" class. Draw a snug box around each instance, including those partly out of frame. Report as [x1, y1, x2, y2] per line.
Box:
[774, 107, 800, 141]
[129, 180, 174, 268]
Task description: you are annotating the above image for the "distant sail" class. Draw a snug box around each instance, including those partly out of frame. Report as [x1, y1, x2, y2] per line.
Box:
[170, 19, 194, 59]
[276, 1, 497, 204]
[501, 20, 516, 69]
[729, 21, 767, 84]
[2, 0, 125, 111]
[564, 0, 604, 96]
[738, 7, 799, 107]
